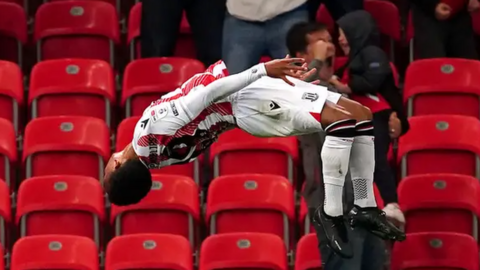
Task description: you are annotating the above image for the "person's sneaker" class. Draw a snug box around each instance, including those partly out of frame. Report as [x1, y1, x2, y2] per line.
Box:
[383, 203, 406, 230]
[349, 205, 406, 242]
[313, 206, 353, 258]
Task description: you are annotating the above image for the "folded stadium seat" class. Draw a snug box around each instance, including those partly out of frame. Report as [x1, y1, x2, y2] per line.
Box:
[472, 9, 480, 36]
[122, 57, 204, 117]
[0, 61, 23, 135]
[210, 128, 299, 182]
[315, 4, 334, 34]
[127, 4, 194, 60]
[391, 232, 479, 270]
[398, 174, 480, 238]
[34, 1, 120, 66]
[0, 245, 3, 270]
[298, 183, 384, 234]
[200, 233, 287, 270]
[106, 234, 193, 270]
[0, 2, 27, 66]
[0, 180, 10, 252]
[403, 58, 480, 118]
[16, 175, 105, 246]
[11, 235, 99, 270]
[0, 119, 17, 189]
[110, 174, 200, 246]
[116, 117, 201, 182]
[23, 116, 111, 180]
[295, 234, 321, 270]
[206, 174, 294, 248]
[397, 115, 480, 178]
[29, 59, 116, 126]
[364, 0, 401, 61]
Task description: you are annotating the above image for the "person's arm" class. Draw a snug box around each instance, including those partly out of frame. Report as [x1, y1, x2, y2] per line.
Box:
[304, 59, 325, 83]
[348, 46, 391, 95]
[411, 0, 441, 16]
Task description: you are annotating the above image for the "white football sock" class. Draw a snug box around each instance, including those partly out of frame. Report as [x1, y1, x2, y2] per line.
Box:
[321, 119, 356, 217]
[350, 120, 377, 208]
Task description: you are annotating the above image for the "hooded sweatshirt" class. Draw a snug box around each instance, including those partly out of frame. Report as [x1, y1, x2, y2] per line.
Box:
[336, 10, 409, 135]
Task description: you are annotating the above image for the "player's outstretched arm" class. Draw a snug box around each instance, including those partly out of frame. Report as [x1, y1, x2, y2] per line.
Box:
[181, 58, 307, 119]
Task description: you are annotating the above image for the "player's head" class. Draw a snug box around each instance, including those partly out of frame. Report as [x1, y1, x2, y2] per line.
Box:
[103, 153, 152, 206]
[286, 22, 331, 63]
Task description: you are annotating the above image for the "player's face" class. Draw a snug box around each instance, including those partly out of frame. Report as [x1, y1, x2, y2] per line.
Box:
[303, 29, 333, 63]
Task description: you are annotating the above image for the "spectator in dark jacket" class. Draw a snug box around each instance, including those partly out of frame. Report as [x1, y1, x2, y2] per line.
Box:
[329, 11, 409, 225]
[410, 0, 478, 59]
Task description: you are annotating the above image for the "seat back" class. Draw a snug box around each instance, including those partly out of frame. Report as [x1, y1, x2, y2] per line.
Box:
[200, 233, 287, 270]
[0, 2, 27, 64]
[404, 58, 480, 118]
[106, 234, 193, 270]
[206, 174, 294, 247]
[34, 1, 119, 64]
[398, 173, 480, 238]
[397, 115, 480, 177]
[0, 118, 17, 187]
[122, 57, 204, 117]
[110, 174, 199, 245]
[11, 235, 99, 270]
[210, 129, 298, 181]
[295, 234, 321, 270]
[392, 232, 479, 270]
[16, 175, 104, 245]
[29, 59, 115, 125]
[0, 60, 23, 133]
[23, 116, 110, 180]
[0, 180, 10, 249]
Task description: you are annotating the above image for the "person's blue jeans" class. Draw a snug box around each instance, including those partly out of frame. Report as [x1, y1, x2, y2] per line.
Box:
[222, 6, 308, 74]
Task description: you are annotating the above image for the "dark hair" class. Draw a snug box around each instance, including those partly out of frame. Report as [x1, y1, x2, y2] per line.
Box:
[286, 22, 328, 57]
[106, 159, 152, 206]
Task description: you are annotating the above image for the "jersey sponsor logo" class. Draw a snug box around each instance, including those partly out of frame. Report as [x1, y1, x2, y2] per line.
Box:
[151, 107, 168, 122]
[170, 101, 179, 116]
[269, 101, 280, 110]
[302, 92, 319, 102]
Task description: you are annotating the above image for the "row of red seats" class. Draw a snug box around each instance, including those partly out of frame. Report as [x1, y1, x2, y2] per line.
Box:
[1, 172, 478, 252]
[1, 113, 480, 190]
[2, 56, 480, 133]
[6, 232, 476, 270]
[0, 0, 423, 67]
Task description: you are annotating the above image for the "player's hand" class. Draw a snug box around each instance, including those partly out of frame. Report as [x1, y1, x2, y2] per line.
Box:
[389, 111, 402, 139]
[264, 57, 307, 86]
[309, 40, 335, 61]
[435, 2, 451, 20]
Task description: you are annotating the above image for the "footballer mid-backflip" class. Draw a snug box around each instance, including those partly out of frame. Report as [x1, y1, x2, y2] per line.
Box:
[103, 56, 405, 258]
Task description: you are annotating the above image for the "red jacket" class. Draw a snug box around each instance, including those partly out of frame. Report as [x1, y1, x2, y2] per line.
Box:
[340, 70, 390, 113]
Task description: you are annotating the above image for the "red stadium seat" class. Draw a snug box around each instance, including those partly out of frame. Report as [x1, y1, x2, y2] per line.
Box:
[206, 174, 294, 247]
[0, 2, 27, 65]
[106, 234, 193, 270]
[397, 115, 480, 178]
[295, 234, 321, 270]
[0, 180, 10, 250]
[398, 174, 480, 237]
[0, 61, 23, 134]
[110, 174, 199, 246]
[315, 4, 334, 33]
[11, 235, 99, 270]
[34, 1, 120, 65]
[48, 0, 117, 10]
[364, 0, 401, 41]
[210, 128, 299, 181]
[23, 116, 110, 180]
[0, 245, 3, 270]
[0, 119, 17, 188]
[391, 232, 479, 270]
[127, 4, 195, 60]
[404, 58, 480, 118]
[16, 175, 105, 246]
[122, 58, 204, 117]
[29, 59, 115, 126]
[116, 117, 201, 181]
[200, 233, 287, 270]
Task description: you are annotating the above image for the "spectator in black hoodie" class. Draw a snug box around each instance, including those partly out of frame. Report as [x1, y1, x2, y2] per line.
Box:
[410, 0, 478, 59]
[329, 10, 409, 224]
